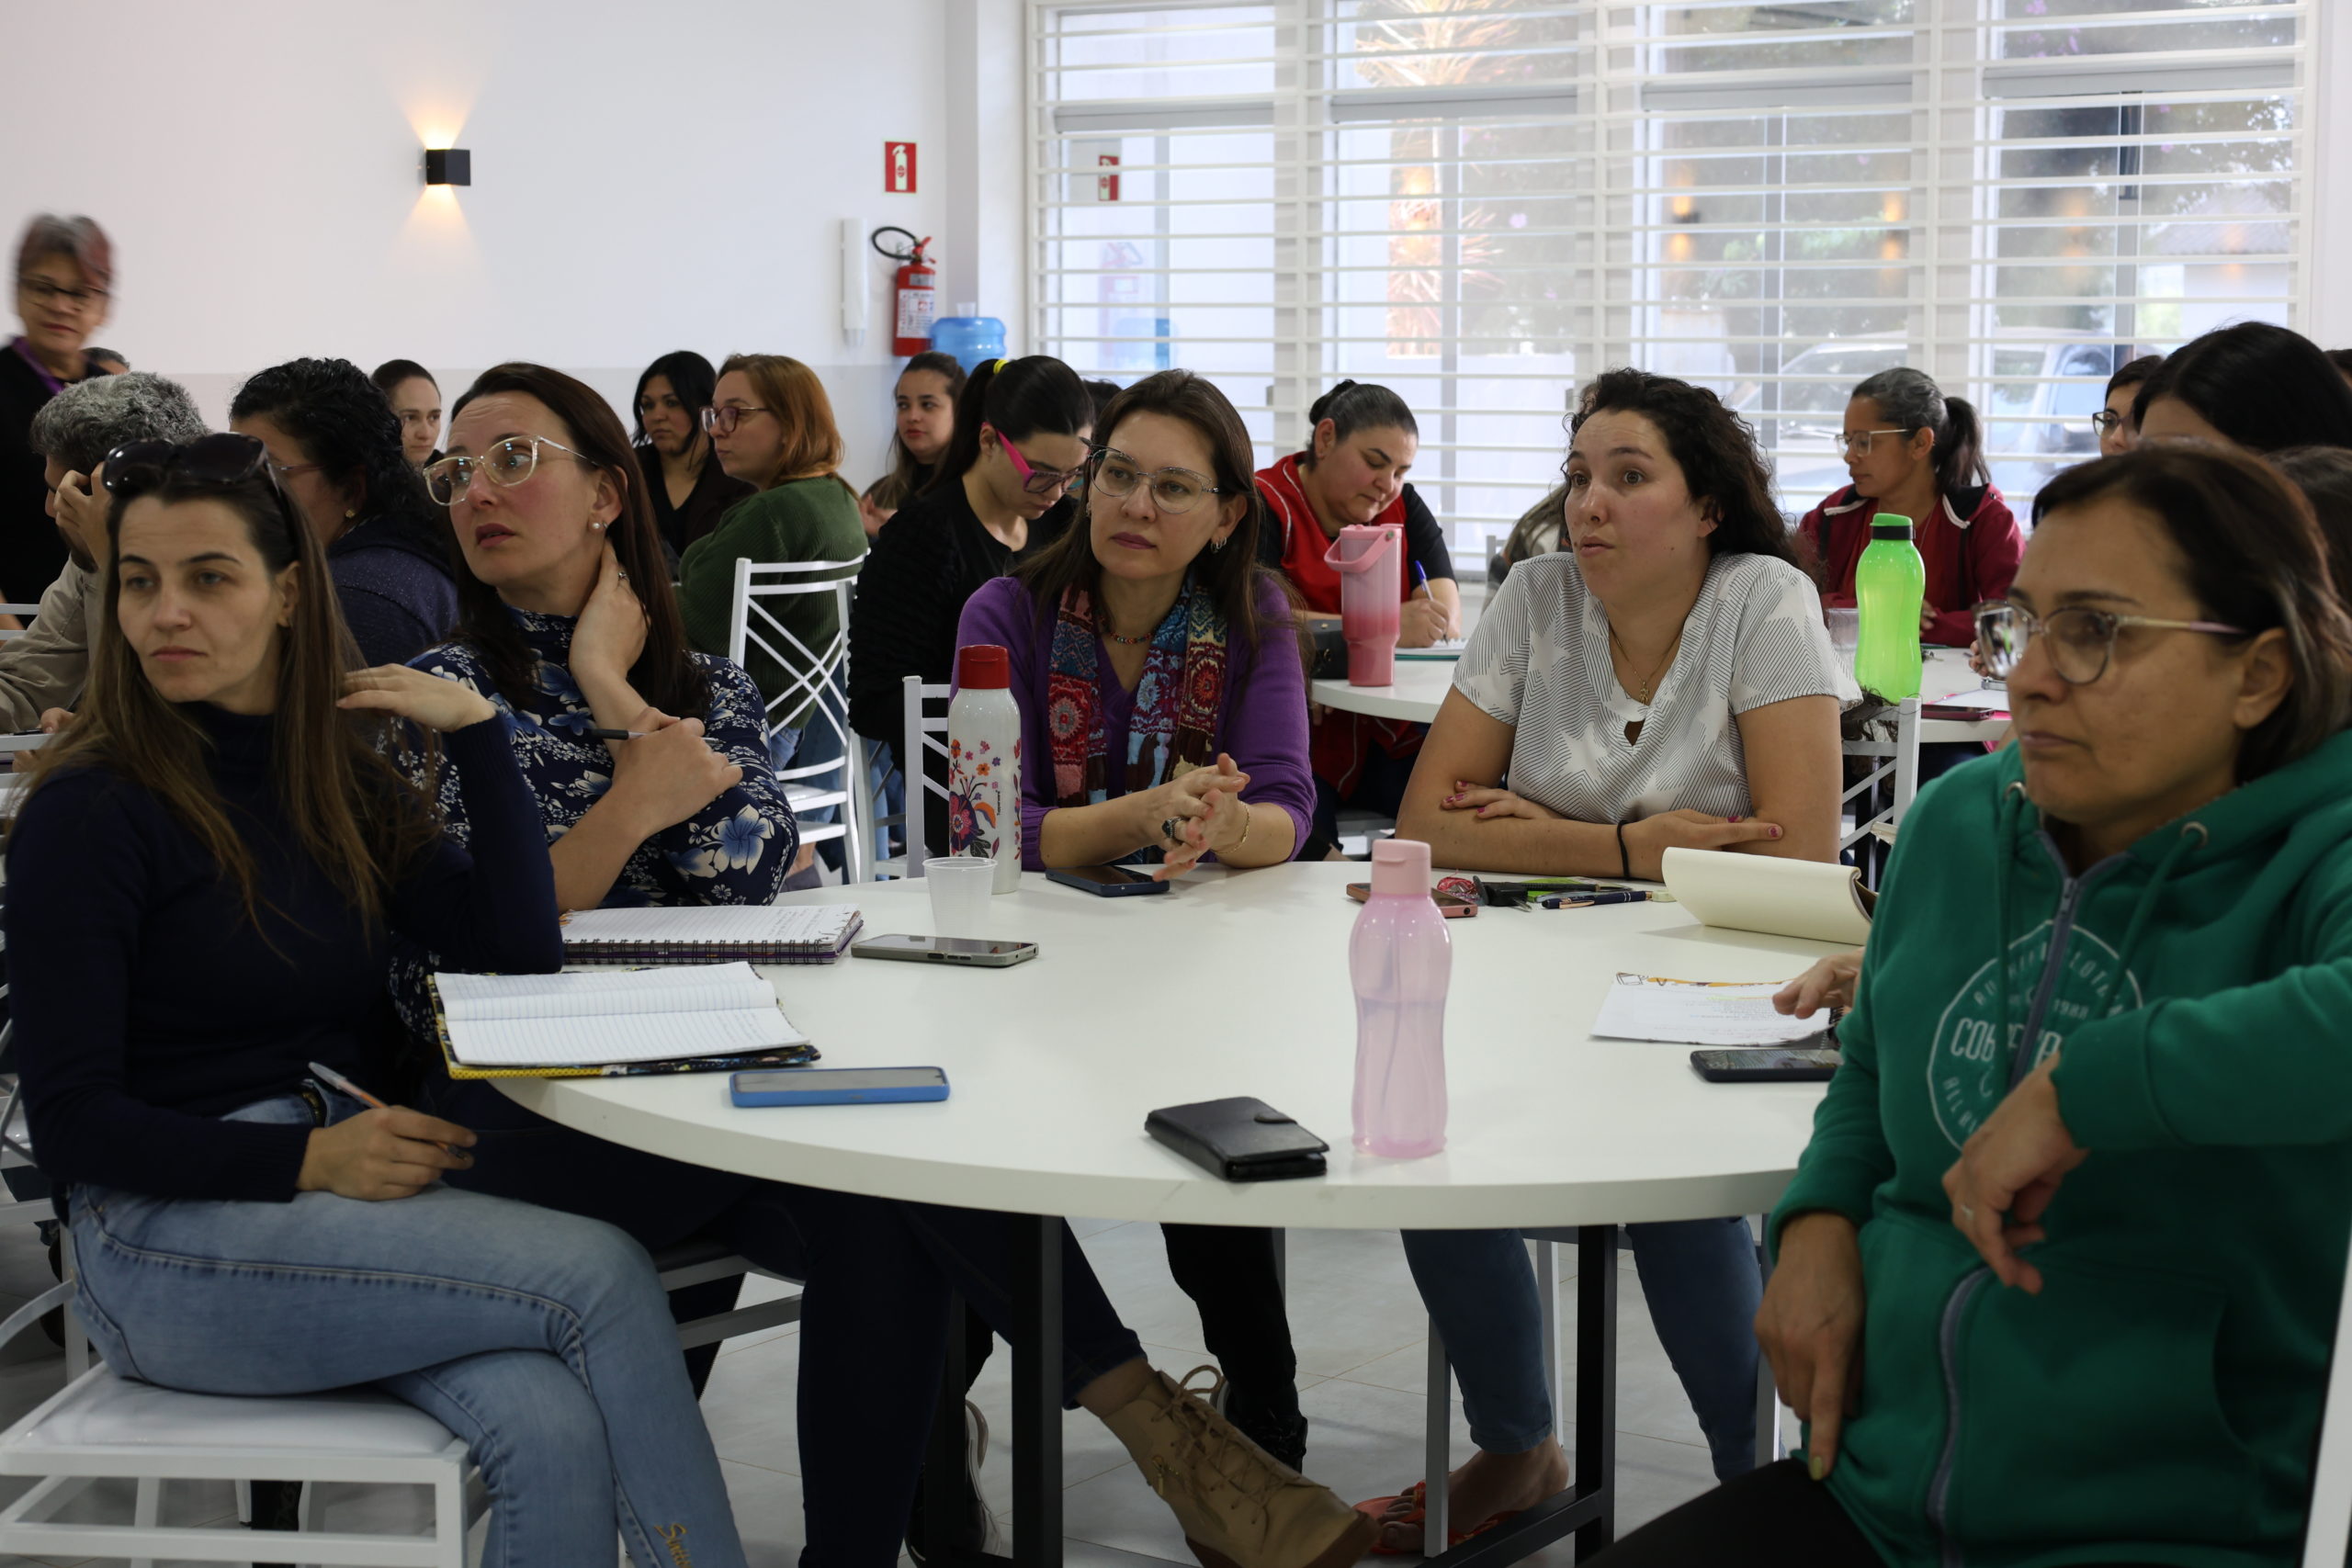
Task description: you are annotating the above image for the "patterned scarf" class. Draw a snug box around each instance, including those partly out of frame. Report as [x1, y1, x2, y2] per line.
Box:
[1047, 576, 1228, 807]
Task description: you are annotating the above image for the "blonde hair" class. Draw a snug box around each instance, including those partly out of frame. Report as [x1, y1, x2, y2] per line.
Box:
[718, 354, 849, 493]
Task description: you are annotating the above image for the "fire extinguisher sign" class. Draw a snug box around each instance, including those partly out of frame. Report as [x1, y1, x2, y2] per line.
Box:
[885, 141, 918, 194]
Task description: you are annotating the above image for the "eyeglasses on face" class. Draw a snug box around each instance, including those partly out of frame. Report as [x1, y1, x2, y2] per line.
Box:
[1088, 449, 1222, 514]
[1973, 600, 2246, 686]
[423, 436, 591, 505]
[102, 434, 271, 496]
[2090, 410, 2127, 435]
[699, 405, 770, 436]
[1838, 428, 1910, 457]
[989, 427, 1090, 497]
[17, 276, 109, 309]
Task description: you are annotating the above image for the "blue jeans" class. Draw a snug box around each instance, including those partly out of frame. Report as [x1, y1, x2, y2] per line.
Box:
[1402, 1219, 1762, 1481]
[67, 1093, 746, 1568]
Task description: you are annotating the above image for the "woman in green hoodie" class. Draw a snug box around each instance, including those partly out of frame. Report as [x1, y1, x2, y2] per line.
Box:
[1593, 444, 2352, 1568]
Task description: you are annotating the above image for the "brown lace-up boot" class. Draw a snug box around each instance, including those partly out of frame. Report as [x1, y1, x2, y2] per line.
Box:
[1101, 1366, 1373, 1568]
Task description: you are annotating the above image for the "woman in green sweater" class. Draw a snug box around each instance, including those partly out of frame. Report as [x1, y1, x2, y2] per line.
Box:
[1593, 444, 2352, 1567]
[678, 353, 866, 874]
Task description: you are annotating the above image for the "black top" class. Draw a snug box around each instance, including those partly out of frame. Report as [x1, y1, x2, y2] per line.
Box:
[6, 707, 561, 1202]
[327, 509, 460, 666]
[0, 344, 99, 605]
[848, 478, 1072, 744]
[1253, 473, 1456, 590]
[642, 447, 755, 561]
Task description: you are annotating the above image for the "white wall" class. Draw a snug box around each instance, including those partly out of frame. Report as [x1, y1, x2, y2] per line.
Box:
[2308, 0, 2352, 352]
[0, 0, 1029, 482]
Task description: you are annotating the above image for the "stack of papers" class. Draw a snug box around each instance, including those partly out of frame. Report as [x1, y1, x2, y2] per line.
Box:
[1591, 972, 1830, 1046]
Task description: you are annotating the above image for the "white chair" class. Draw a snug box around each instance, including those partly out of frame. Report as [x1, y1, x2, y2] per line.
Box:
[0, 603, 40, 644]
[1841, 696, 1919, 886]
[2301, 1229, 2352, 1564]
[874, 674, 952, 880]
[724, 554, 870, 884]
[0, 1241, 801, 1566]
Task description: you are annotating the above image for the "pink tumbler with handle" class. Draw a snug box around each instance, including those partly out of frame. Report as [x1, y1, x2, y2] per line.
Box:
[1350, 838, 1450, 1158]
[1323, 524, 1402, 686]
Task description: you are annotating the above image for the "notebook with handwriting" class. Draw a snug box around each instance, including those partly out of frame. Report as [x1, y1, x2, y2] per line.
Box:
[558, 904, 863, 965]
[427, 963, 816, 1078]
[1660, 847, 1872, 946]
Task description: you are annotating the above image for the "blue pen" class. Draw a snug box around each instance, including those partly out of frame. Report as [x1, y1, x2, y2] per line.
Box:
[1411, 561, 1430, 593]
[1541, 889, 1651, 910]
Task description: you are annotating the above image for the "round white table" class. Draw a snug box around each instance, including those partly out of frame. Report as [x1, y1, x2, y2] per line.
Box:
[505, 864, 1843, 1566]
[1314, 646, 2006, 746]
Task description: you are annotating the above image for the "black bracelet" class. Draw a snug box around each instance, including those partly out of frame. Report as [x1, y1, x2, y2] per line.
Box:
[1615, 820, 1631, 880]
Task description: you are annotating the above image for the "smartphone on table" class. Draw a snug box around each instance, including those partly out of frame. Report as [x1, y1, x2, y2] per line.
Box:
[1689, 1048, 1840, 1083]
[1346, 883, 1477, 918]
[730, 1066, 950, 1107]
[1046, 864, 1170, 897]
[850, 934, 1040, 968]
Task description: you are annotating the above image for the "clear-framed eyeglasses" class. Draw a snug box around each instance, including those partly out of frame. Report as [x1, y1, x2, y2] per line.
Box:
[1088, 449, 1223, 514]
[1973, 600, 2246, 686]
[423, 436, 592, 505]
[1838, 428, 1909, 457]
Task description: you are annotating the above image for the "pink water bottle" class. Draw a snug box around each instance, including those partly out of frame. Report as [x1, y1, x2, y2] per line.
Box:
[1350, 838, 1450, 1157]
[1323, 524, 1402, 686]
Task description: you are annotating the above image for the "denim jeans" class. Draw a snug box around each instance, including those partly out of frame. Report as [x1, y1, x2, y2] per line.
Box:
[67, 1092, 748, 1568]
[1401, 1218, 1762, 1480]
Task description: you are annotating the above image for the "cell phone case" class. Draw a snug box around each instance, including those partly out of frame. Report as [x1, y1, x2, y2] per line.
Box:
[1146, 1096, 1329, 1182]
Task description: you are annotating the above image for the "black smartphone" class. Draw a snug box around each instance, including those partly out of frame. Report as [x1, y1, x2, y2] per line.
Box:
[1046, 864, 1170, 897]
[1690, 1048, 1840, 1083]
[850, 934, 1040, 968]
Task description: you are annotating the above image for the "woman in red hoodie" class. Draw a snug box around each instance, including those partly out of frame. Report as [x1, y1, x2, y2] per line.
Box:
[1796, 367, 2020, 649]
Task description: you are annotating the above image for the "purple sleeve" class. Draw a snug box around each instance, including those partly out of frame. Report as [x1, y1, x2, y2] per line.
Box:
[953, 577, 1057, 870]
[1222, 585, 1316, 859]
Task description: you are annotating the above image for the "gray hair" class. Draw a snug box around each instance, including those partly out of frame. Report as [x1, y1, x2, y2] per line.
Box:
[1850, 366, 1989, 494]
[27, 373, 207, 475]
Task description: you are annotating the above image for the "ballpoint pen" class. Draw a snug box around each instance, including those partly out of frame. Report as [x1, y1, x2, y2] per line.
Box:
[1542, 889, 1653, 910]
[307, 1062, 462, 1156]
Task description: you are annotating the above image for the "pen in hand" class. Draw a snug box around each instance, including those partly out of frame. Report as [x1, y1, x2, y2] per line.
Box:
[306, 1062, 461, 1156]
[583, 727, 654, 740]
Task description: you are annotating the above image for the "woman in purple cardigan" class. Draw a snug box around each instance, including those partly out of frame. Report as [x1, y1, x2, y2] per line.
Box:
[956, 368, 1313, 878]
[953, 367, 1320, 1466]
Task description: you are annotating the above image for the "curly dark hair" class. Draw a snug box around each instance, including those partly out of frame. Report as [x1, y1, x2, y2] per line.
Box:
[1567, 368, 1803, 570]
[229, 356, 438, 534]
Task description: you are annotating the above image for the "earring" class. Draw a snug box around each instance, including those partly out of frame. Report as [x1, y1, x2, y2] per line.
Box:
[590, 521, 605, 532]
[344, 508, 356, 520]
[1210, 535, 1227, 553]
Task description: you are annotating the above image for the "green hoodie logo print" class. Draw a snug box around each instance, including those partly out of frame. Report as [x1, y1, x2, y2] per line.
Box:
[1927, 918, 2143, 1147]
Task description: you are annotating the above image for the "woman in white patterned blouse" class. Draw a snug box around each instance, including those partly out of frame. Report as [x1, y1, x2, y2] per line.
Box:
[1367, 370, 1847, 1552]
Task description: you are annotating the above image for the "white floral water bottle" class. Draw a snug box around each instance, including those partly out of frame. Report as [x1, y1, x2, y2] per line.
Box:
[948, 644, 1023, 893]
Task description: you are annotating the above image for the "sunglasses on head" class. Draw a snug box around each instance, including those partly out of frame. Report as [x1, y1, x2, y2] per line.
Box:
[102, 434, 273, 497]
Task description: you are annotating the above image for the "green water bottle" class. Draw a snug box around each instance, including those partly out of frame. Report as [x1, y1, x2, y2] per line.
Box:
[1853, 513, 1925, 701]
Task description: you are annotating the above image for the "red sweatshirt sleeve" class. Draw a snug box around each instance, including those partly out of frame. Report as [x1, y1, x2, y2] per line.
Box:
[1925, 494, 2022, 648]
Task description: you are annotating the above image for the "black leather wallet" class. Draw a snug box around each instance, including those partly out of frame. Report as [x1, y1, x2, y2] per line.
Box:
[1146, 1097, 1329, 1182]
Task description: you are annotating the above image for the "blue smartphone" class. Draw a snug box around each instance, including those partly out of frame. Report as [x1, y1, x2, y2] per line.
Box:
[1046, 864, 1170, 897]
[729, 1066, 949, 1107]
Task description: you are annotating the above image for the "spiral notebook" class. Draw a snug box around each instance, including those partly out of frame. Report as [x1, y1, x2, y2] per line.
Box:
[427, 963, 818, 1079]
[558, 904, 864, 965]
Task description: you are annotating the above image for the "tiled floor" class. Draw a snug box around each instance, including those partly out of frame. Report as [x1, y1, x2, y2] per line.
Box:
[0, 1214, 1766, 1566]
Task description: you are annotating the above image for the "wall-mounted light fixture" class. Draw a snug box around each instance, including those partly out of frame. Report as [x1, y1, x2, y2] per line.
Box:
[424, 149, 472, 186]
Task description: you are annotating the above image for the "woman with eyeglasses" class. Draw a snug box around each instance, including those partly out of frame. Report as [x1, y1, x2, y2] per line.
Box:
[1256, 380, 1460, 859]
[1603, 444, 2352, 1568]
[1797, 367, 2019, 651]
[953, 367, 1320, 1474]
[2093, 355, 2162, 459]
[848, 354, 1091, 854]
[4, 214, 114, 608]
[9, 432, 755, 1566]
[229, 357, 458, 667]
[632, 349, 752, 561]
[673, 354, 867, 878]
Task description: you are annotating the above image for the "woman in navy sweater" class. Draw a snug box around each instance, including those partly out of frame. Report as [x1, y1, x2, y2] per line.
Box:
[7, 434, 750, 1567]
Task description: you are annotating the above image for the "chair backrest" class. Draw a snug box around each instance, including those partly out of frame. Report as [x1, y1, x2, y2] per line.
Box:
[0, 604, 39, 644]
[2304, 1236, 2352, 1564]
[1840, 696, 1918, 883]
[901, 674, 953, 874]
[726, 554, 869, 881]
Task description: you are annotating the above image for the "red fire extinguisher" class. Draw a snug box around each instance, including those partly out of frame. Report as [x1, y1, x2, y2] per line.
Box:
[875, 228, 936, 357]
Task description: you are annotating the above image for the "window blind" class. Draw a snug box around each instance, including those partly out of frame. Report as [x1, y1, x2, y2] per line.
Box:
[1034, 1, 2311, 559]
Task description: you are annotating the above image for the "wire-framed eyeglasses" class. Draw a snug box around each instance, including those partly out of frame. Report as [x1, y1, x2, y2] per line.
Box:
[423, 436, 592, 505]
[1973, 600, 2246, 686]
[1088, 449, 1223, 514]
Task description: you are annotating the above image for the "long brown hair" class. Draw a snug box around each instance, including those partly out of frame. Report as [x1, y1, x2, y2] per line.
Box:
[1017, 368, 1294, 653]
[17, 467, 441, 931]
[718, 353, 854, 497]
[446, 363, 708, 719]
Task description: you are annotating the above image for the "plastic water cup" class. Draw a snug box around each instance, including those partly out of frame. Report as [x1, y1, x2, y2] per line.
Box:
[1826, 607, 1861, 654]
[924, 856, 997, 936]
